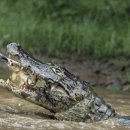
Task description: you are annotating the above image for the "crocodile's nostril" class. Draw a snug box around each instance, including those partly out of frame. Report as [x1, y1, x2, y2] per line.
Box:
[10, 62, 13, 66]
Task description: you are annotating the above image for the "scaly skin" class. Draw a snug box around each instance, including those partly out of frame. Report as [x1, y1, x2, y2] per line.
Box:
[0, 43, 130, 126]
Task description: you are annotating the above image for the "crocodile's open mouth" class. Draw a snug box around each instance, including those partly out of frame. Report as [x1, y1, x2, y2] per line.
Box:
[0, 42, 70, 96]
[0, 53, 68, 96]
[0, 53, 39, 89]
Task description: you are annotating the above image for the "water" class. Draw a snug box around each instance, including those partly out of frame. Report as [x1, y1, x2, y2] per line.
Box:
[0, 66, 130, 130]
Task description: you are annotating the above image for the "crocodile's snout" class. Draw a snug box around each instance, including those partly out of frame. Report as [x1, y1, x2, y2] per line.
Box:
[7, 43, 20, 55]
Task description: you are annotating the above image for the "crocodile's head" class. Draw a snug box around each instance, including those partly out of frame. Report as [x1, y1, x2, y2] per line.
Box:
[6, 43, 87, 100]
[0, 43, 83, 108]
[0, 52, 73, 112]
[0, 46, 70, 98]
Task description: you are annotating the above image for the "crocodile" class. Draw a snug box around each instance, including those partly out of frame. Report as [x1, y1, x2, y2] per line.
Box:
[0, 43, 130, 126]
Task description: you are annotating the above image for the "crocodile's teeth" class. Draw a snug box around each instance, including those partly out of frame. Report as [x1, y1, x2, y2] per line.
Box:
[6, 79, 10, 84]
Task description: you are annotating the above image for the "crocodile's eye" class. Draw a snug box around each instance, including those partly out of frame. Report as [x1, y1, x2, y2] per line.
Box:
[52, 68, 60, 73]
[52, 68, 64, 77]
[10, 60, 13, 66]
[55, 68, 61, 73]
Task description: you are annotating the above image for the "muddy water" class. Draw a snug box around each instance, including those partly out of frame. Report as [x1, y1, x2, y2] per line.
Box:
[0, 65, 130, 130]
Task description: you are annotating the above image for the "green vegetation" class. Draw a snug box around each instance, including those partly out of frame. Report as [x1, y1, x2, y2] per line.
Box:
[0, 0, 130, 58]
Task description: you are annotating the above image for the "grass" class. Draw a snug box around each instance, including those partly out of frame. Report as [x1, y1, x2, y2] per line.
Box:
[0, 0, 130, 59]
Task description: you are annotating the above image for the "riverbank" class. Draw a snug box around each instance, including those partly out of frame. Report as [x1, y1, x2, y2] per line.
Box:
[1, 1, 130, 58]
